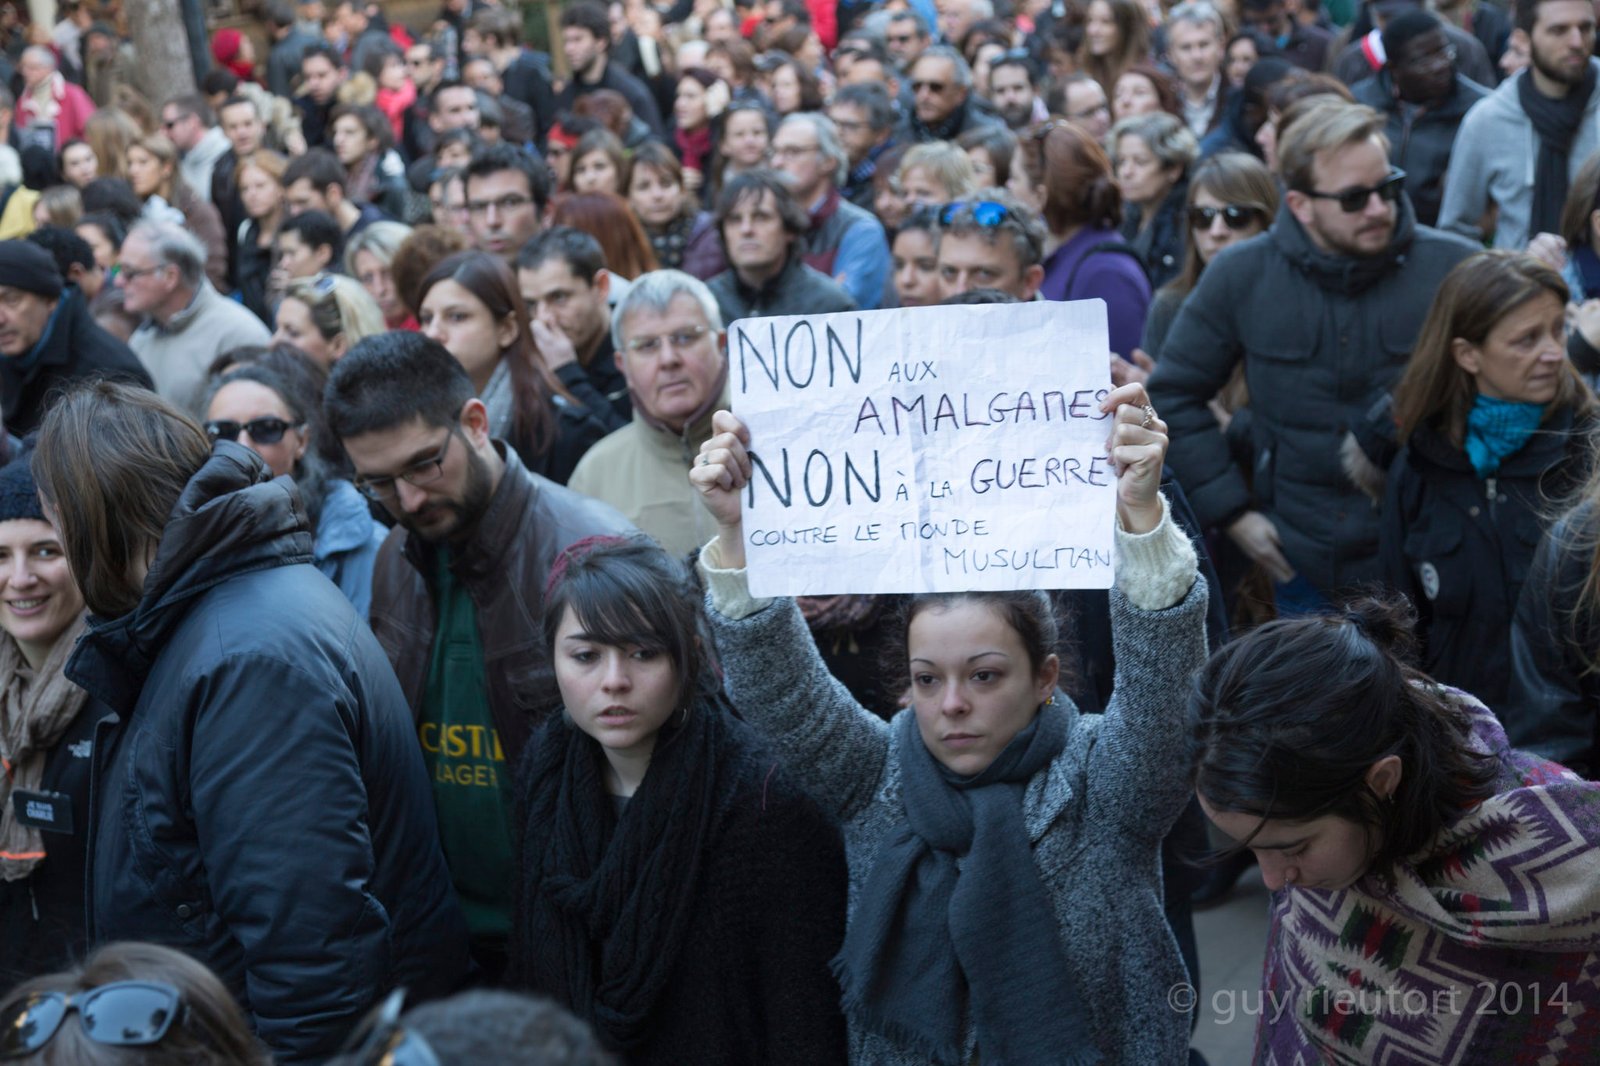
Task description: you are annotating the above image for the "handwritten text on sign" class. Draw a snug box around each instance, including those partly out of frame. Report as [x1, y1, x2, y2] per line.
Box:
[733, 300, 1115, 596]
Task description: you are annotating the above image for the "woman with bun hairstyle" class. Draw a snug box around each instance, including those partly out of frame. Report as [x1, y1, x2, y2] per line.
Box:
[1191, 597, 1600, 1063]
[1382, 251, 1595, 715]
[691, 381, 1209, 1063]
[512, 536, 848, 1064]
[1020, 120, 1152, 359]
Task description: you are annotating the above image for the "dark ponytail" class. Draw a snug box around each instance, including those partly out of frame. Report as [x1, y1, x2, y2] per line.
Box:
[1189, 595, 1500, 878]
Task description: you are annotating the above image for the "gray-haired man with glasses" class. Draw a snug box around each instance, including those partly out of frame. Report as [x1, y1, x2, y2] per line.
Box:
[568, 270, 730, 556]
[325, 330, 632, 980]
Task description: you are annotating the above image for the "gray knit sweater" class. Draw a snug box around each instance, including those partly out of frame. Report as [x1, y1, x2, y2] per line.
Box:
[702, 507, 1209, 1064]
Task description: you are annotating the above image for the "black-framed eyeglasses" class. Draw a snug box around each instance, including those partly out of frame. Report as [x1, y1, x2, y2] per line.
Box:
[1301, 169, 1406, 214]
[911, 79, 949, 94]
[353, 429, 456, 501]
[335, 989, 441, 1066]
[0, 981, 185, 1058]
[1188, 204, 1264, 231]
[205, 417, 303, 445]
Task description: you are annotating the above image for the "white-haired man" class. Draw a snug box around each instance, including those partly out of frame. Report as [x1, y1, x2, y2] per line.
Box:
[771, 112, 890, 309]
[567, 271, 731, 556]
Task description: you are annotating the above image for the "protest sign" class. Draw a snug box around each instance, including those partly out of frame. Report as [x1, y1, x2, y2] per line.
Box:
[731, 300, 1116, 596]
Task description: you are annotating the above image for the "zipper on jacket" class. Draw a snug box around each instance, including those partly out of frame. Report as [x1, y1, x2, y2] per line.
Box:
[1485, 476, 1498, 516]
[29, 882, 37, 923]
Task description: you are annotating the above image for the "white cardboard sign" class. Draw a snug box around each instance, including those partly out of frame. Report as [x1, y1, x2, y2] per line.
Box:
[731, 300, 1116, 596]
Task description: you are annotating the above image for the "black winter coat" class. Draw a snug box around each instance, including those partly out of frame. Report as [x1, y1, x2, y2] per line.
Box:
[1122, 178, 1188, 291]
[1147, 197, 1478, 595]
[0, 286, 152, 435]
[1381, 410, 1594, 714]
[707, 251, 858, 324]
[67, 443, 470, 1062]
[0, 696, 105, 991]
[1351, 73, 1490, 228]
[1507, 501, 1600, 778]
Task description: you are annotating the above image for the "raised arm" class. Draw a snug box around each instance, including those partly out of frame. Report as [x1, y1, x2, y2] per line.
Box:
[693, 411, 893, 823]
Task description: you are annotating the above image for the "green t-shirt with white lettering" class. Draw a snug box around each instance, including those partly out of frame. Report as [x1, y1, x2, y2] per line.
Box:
[419, 547, 513, 942]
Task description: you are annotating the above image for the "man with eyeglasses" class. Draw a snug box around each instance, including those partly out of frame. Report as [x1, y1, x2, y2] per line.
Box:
[327, 331, 632, 981]
[902, 45, 1003, 143]
[1440, 0, 1600, 249]
[935, 192, 1046, 301]
[829, 84, 900, 209]
[401, 40, 448, 162]
[772, 113, 890, 310]
[463, 142, 550, 263]
[1351, 11, 1488, 227]
[568, 271, 730, 556]
[1052, 73, 1113, 142]
[161, 95, 230, 207]
[1150, 101, 1476, 613]
[885, 9, 932, 72]
[120, 220, 271, 413]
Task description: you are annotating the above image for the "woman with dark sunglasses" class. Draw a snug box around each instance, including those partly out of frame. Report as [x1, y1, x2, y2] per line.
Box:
[1140, 151, 1278, 362]
[0, 941, 270, 1064]
[203, 348, 386, 616]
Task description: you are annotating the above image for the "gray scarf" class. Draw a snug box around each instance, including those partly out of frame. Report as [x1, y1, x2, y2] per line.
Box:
[833, 702, 1101, 1064]
[480, 358, 514, 439]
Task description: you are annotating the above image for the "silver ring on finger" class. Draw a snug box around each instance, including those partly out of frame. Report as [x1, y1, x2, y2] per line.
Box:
[1141, 404, 1157, 429]
[699, 454, 709, 466]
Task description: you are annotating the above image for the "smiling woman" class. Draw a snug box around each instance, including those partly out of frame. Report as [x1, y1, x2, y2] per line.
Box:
[0, 452, 100, 990]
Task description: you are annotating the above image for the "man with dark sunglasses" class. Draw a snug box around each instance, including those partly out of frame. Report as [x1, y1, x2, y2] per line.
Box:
[1352, 10, 1488, 227]
[1151, 100, 1476, 613]
[900, 44, 1002, 143]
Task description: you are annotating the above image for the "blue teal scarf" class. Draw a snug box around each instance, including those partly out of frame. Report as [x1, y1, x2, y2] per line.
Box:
[1465, 395, 1546, 478]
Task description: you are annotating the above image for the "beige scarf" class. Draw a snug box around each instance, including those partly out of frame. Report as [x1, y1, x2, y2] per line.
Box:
[0, 615, 88, 881]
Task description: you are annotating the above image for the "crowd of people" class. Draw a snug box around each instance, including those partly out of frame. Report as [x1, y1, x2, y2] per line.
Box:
[1, 0, 1600, 1062]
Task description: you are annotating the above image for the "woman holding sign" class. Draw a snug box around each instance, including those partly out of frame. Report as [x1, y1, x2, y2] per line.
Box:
[690, 383, 1208, 1064]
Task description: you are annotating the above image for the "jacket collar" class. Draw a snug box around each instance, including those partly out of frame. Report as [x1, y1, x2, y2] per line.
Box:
[1269, 193, 1417, 295]
[731, 248, 808, 304]
[66, 442, 314, 713]
[147, 280, 216, 336]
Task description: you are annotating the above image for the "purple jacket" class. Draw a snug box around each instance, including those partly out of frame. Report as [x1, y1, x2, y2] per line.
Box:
[1039, 224, 1152, 359]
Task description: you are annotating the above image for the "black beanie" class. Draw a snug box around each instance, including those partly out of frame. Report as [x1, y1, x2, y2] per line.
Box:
[0, 455, 44, 525]
[0, 241, 64, 300]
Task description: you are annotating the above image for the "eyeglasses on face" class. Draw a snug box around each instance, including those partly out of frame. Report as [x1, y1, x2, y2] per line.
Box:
[0, 981, 184, 1058]
[911, 79, 950, 94]
[117, 262, 169, 282]
[205, 417, 302, 445]
[626, 323, 710, 356]
[1301, 169, 1406, 213]
[1188, 204, 1264, 231]
[353, 429, 456, 501]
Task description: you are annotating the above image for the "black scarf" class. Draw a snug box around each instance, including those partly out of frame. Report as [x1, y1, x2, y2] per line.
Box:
[514, 702, 724, 1052]
[832, 703, 1102, 1065]
[1518, 63, 1596, 236]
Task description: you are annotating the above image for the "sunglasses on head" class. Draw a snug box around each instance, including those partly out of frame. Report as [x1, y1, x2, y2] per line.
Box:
[1301, 169, 1406, 214]
[205, 417, 301, 445]
[0, 982, 184, 1058]
[336, 989, 441, 1066]
[1188, 204, 1263, 230]
[939, 199, 1014, 227]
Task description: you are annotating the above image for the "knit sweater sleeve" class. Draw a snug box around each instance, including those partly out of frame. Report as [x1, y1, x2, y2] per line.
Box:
[1087, 544, 1211, 841]
[701, 540, 892, 824]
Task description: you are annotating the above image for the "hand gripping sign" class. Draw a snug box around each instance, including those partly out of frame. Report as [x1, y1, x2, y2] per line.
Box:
[731, 299, 1116, 596]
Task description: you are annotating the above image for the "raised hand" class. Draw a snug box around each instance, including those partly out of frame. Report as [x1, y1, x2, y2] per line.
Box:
[1100, 382, 1167, 535]
[690, 410, 754, 567]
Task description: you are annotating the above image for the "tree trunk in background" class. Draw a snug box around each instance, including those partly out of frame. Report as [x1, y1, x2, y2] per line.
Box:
[124, 0, 198, 105]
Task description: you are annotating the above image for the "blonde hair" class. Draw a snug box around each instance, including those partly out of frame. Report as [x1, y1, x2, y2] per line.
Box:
[1278, 100, 1388, 196]
[282, 273, 387, 350]
[896, 141, 977, 201]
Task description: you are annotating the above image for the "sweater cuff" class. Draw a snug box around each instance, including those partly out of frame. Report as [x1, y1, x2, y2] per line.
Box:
[1115, 493, 1198, 611]
[697, 537, 774, 620]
